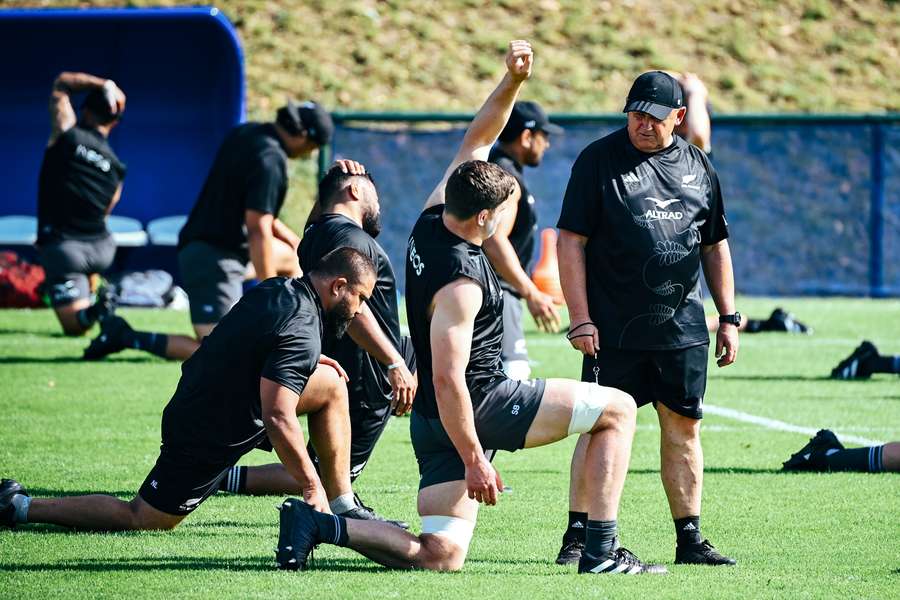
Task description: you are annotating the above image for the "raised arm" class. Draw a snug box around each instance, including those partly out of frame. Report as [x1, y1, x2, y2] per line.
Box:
[423, 40, 533, 210]
[49, 72, 124, 146]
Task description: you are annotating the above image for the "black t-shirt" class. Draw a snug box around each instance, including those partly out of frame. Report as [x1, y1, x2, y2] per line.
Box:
[488, 146, 538, 297]
[406, 205, 505, 419]
[178, 123, 289, 261]
[557, 128, 728, 351]
[299, 213, 401, 407]
[36, 126, 127, 244]
[160, 276, 323, 460]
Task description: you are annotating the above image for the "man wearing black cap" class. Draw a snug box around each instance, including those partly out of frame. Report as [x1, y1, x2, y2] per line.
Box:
[84, 101, 334, 362]
[36, 72, 126, 337]
[554, 71, 738, 567]
[483, 101, 563, 380]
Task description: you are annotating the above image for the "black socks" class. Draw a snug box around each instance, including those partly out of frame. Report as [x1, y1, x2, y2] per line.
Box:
[825, 446, 885, 473]
[130, 331, 169, 359]
[585, 519, 617, 557]
[564, 511, 587, 542]
[675, 516, 702, 546]
[872, 355, 900, 375]
[75, 302, 104, 329]
[313, 511, 350, 547]
[220, 466, 247, 494]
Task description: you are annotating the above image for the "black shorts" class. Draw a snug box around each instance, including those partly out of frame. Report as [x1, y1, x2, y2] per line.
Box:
[38, 234, 116, 307]
[410, 377, 545, 489]
[178, 241, 247, 324]
[138, 446, 237, 516]
[581, 344, 708, 420]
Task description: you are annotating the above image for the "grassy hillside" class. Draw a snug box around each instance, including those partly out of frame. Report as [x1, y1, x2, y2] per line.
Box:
[8, 0, 899, 225]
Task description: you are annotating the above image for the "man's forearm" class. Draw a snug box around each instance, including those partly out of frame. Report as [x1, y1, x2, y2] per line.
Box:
[248, 230, 276, 280]
[347, 306, 403, 366]
[558, 232, 592, 322]
[462, 73, 526, 151]
[483, 235, 536, 299]
[54, 72, 108, 93]
[701, 241, 736, 314]
[435, 375, 484, 466]
[266, 415, 320, 489]
[272, 218, 300, 248]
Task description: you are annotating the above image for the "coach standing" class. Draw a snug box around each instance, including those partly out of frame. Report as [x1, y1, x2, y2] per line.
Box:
[554, 71, 738, 566]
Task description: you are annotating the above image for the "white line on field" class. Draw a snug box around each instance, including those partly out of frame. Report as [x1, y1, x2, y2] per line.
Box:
[703, 404, 884, 446]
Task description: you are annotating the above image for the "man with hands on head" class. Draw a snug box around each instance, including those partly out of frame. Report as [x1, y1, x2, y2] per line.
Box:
[555, 70, 738, 567]
[274, 41, 663, 576]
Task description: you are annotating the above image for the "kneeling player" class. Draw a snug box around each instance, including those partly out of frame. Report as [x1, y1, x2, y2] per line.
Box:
[1, 249, 375, 532]
[273, 41, 664, 575]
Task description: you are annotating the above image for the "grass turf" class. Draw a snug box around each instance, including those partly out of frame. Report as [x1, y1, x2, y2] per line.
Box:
[1, 296, 898, 599]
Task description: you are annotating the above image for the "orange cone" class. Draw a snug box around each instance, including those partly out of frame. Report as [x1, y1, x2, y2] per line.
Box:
[532, 228, 565, 305]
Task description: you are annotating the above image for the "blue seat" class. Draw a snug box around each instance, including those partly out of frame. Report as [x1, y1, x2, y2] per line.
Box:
[147, 215, 188, 247]
[0, 216, 37, 246]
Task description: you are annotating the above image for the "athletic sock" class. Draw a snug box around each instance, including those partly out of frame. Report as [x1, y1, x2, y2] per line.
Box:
[825, 446, 885, 473]
[130, 331, 169, 359]
[311, 511, 350, 547]
[674, 516, 702, 546]
[219, 466, 247, 494]
[75, 303, 103, 329]
[329, 493, 357, 514]
[871, 355, 900, 374]
[564, 511, 588, 542]
[745, 319, 764, 333]
[11, 494, 30, 524]
[584, 519, 617, 557]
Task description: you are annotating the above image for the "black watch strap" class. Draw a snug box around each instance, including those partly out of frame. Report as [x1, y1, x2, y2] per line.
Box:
[719, 312, 742, 326]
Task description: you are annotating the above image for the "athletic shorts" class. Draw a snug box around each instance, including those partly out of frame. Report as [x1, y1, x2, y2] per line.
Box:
[178, 241, 247, 324]
[38, 234, 116, 307]
[500, 289, 528, 363]
[581, 344, 708, 420]
[138, 446, 237, 516]
[410, 377, 545, 489]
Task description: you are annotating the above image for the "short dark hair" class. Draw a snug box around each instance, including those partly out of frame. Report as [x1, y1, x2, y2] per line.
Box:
[444, 160, 517, 220]
[317, 165, 375, 207]
[82, 89, 119, 125]
[312, 246, 375, 285]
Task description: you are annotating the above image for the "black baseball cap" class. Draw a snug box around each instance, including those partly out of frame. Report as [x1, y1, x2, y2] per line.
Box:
[499, 101, 564, 142]
[623, 71, 684, 120]
[276, 100, 334, 146]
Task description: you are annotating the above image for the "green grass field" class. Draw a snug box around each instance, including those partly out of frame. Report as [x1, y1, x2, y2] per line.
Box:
[1, 297, 898, 599]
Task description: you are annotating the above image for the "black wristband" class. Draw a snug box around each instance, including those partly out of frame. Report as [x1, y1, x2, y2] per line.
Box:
[567, 321, 595, 335]
[566, 333, 595, 340]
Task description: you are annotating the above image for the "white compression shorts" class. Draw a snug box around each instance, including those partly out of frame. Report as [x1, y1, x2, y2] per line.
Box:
[420, 516, 476, 553]
[567, 382, 609, 435]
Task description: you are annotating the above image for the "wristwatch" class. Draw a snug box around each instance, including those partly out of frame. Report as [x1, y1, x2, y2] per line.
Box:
[718, 312, 742, 327]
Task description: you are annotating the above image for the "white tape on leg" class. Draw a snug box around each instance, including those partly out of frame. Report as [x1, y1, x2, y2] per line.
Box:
[420, 515, 476, 553]
[567, 382, 609, 435]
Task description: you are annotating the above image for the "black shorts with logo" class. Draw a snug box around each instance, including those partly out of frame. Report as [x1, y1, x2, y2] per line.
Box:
[410, 376, 545, 490]
[38, 234, 116, 307]
[581, 344, 708, 420]
[178, 241, 247, 324]
[138, 446, 238, 516]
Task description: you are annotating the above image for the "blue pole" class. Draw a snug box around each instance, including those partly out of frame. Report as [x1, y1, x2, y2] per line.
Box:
[869, 123, 885, 297]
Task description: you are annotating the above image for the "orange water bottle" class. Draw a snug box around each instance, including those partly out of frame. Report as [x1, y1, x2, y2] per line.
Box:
[532, 228, 565, 305]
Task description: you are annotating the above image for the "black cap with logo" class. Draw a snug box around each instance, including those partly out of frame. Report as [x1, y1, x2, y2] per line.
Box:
[623, 71, 684, 120]
[499, 101, 565, 142]
[276, 100, 334, 146]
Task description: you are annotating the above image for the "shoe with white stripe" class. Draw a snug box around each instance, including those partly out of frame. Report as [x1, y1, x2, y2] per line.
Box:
[578, 547, 667, 575]
[830, 341, 878, 380]
[782, 429, 844, 472]
[275, 498, 320, 570]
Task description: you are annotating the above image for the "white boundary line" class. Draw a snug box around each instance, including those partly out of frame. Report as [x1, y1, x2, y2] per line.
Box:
[704, 404, 884, 446]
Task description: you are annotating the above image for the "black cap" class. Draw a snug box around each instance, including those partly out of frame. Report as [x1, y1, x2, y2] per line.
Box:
[623, 71, 684, 120]
[276, 100, 334, 146]
[499, 101, 564, 142]
[82, 88, 119, 124]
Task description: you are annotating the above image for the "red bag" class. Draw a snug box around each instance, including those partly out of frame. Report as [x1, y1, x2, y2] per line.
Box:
[0, 251, 46, 308]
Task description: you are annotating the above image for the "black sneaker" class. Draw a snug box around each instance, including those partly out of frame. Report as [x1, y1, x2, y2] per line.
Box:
[767, 308, 812, 334]
[1, 479, 28, 528]
[339, 493, 409, 530]
[578, 547, 667, 574]
[93, 285, 118, 324]
[275, 498, 321, 571]
[830, 341, 879, 380]
[555, 538, 585, 565]
[782, 429, 844, 472]
[83, 316, 134, 361]
[675, 539, 736, 565]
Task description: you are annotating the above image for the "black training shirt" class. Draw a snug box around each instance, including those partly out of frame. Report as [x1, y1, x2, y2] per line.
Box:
[406, 205, 505, 419]
[488, 146, 538, 297]
[160, 276, 323, 460]
[557, 128, 728, 351]
[36, 126, 126, 244]
[300, 213, 401, 407]
[178, 123, 289, 261]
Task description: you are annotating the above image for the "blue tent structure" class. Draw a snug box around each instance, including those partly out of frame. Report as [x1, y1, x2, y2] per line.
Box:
[0, 7, 244, 261]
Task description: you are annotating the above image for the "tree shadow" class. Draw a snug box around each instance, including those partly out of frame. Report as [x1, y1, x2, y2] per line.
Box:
[26, 488, 136, 498]
[0, 355, 157, 364]
[0, 555, 273, 573]
[0, 328, 68, 338]
[628, 467, 783, 475]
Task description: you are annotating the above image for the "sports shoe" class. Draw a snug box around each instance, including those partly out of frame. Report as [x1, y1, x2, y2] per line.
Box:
[578, 547, 667, 574]
[275, 498, 320, 571]
[830, 341, 879, 380]
[782, 429, 844, 472]
[339, 493, 408, 530]
[82, 315, 134, 361]
[555, 538, 585, 565]
[0, 479, 28, 528]
[93, 285, 118, 324]
[675, 539, 736, 565]
[767, 308, 811, 334]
